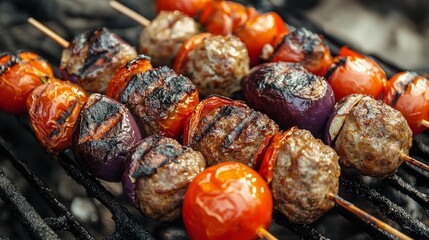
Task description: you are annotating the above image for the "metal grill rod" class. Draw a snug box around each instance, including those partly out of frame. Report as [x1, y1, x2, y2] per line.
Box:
[0, 169, 59, 240]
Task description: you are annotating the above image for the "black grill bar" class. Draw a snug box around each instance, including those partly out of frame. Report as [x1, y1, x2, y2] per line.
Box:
[0, 169, 59, 240]
[340, 176, 429, 239]
[0, 134, 94, 240]
[58, 152, 154, 240]
[334, 205, 396, 240]
[272, 211, 329, 239]
[383, 174, 429, 216]
[44, 216, 69, 231]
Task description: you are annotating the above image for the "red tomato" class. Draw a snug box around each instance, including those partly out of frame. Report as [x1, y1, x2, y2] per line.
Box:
[155, 0, 212, 17]
[0, 51, 53, 115]
[183, 162, 273, 240]
[198, 1, 257, 36]
[383, 72, 429, 135]
[27, 78, 89, 154]
[234, 12, 288, 66]
[259, 127, 296, 183]
[325, 47, 386, 102]
[266, 28, 332, 76]
[106, 55, 153, 100]
[173, 33, 212, 75]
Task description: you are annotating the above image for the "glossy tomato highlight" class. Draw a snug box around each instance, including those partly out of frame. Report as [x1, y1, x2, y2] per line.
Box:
[325, 47, 386, 102]
[383, 72, 429, 134]
[0, 51, 53, 114]
[183, 162, 273, 240]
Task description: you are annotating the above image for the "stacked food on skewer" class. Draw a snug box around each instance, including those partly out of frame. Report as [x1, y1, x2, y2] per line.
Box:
[1, 0, 428, 239]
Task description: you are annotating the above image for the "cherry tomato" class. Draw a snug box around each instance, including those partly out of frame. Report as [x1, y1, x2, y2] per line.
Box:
[155, 0, 212, 17]
[106, 55, 153, 100]
[325, 47, 386, 102]
[259, 127, 296, 183]
[383, 72, 429, 135]
[264, 28, 332, 76]
[183, 162, 273, 240]
[198, 1, 257, 36]
[27, 78, 89, 154]
[234, 12, 288, 66]
[0, 51, 53, 115]
[173, 33, 212, 75]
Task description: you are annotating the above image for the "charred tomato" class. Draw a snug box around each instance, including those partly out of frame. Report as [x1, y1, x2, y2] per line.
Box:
[0, 51, 53, 115]
[27, 78, 88, 154]
[383, 72, 429, 135]
[325, 47, 386, 102]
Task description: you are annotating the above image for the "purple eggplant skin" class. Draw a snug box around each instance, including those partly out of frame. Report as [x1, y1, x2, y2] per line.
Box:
[243, 62, 335, 138]
[72, 93, 142, 182]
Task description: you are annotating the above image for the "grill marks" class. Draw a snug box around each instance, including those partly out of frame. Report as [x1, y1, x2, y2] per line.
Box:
[130, 135, 184, 178]
[0, 53, 19, 76]
[390, 72, 418, 107]
[49, 100, 78, 139]
[189, 102, 279, 167]
[119, 66, 196, 136]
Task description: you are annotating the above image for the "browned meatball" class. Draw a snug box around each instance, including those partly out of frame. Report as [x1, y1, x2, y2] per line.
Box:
[60, 28, 137, 93]
[118, 66, 198, 138]
[139, 11, 200, 67]
[327, 94, 412, 178]
[122, 135, 206, 222]
[187, 98, 279, 168]
[270, 128, 340, 224]
[184, 35, 250, 97]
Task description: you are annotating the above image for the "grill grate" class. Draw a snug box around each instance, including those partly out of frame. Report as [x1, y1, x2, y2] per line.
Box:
[0, 1, 428, 239]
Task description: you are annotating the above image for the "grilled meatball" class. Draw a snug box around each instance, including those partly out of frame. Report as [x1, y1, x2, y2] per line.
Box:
[139, 11, 200, 67]
[118, 66, 199, 138]
[270, 128, 340, 224]
[72, 94, 142, 182]
[60, 27, 137, 93]
[243, 62, 335, 138]
[184, 35, 250, 97]
[325, 94, 413, 178]
[122, 135, 206, 222]
[186, 96, 279, 168]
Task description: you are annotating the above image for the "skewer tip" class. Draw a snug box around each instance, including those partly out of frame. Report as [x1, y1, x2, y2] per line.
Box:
[27, 17, 69, 48]
[256, 227, 278, 240]
[109, 0, 150, 27]
[400, 153, 429, 173]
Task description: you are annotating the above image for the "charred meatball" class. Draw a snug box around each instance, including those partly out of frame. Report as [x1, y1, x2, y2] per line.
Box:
[122, 135, 206, 222]
[184, 95, 279, 168]
[325, 94, 413, 178]
[183, 35, 250, 97]
[139, 11, 200, 67]
[118, 66, 199, 139]
[266, 128, 340, 224]
[60, 27, 137, 93]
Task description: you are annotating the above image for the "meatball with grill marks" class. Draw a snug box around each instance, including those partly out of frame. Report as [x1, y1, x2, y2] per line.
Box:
[118, 66, 199, 139]
[325, 94, 413, 178]
[122, 135, 206, 222]
[184, 95, 279, 168]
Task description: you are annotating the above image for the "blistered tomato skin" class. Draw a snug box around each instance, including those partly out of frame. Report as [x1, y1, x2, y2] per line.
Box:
[0, 51, 53, 115]
[183, 162, 273, 240]
[106, 55, 153, 100]
[27, 78, 88, 154]
[198, 1, 257, 36]
[155, 0, 212, 17]
[325, 47, 386, 102]
[383, 72, 429, 135]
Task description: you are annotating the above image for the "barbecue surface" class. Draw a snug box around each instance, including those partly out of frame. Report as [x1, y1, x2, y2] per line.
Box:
[1, 0, 429, 239]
